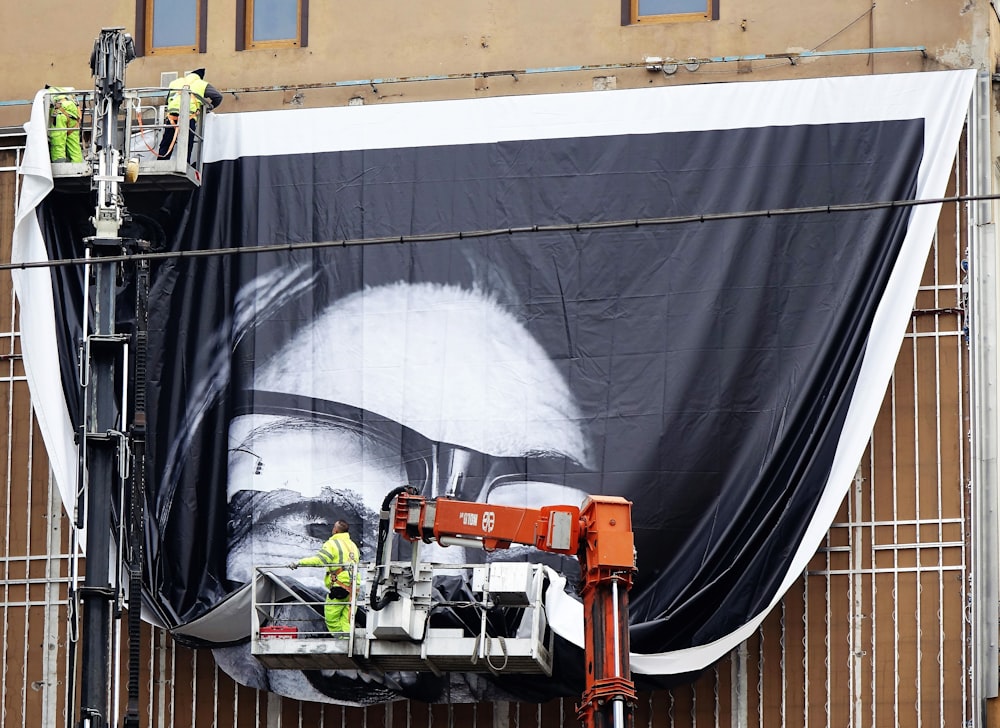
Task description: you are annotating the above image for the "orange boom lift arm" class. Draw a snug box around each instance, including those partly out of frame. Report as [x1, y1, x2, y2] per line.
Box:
[390, 491, 638, 728]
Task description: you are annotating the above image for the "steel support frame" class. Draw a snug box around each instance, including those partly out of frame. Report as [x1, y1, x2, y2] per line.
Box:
[969, 68, 1000, 725]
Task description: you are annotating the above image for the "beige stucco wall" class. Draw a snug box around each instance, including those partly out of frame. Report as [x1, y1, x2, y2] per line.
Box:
[0, 0, 988, 127]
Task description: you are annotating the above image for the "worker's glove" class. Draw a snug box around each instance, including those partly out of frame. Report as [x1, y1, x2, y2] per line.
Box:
[328, 585, 349, 600]
[287, 562, 299, 570]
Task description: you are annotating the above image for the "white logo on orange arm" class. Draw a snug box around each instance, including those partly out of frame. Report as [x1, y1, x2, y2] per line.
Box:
[482, 511, 496, 533]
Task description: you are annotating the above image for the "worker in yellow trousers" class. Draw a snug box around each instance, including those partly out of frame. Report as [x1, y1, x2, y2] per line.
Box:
[47, 86, 83, 163]
[290, 520, 361, 634]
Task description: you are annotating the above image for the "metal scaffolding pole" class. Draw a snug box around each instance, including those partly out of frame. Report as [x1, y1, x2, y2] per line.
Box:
[969, 68, 1000, 726]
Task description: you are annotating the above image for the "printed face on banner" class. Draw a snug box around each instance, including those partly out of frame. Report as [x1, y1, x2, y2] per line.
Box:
[160, 114, 932, 702]
[224, 281, 595, 588]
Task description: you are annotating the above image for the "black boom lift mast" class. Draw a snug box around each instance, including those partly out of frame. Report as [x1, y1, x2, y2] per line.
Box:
[64, 25, 202, 727]
[72, 27, 141, 728]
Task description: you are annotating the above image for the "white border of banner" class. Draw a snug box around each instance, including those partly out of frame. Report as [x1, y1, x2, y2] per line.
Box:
[13, 70, 976, 674]
[12, 90, 78, 537]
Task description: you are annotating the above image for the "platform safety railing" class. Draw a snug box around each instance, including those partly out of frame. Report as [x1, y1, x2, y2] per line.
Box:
[44, 86, 207, 188]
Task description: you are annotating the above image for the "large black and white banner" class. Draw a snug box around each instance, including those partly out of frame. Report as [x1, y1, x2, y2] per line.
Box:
[13, 70, 974, 704]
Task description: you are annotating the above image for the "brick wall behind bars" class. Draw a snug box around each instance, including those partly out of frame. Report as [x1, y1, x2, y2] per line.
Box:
[0, 140, 971, 728]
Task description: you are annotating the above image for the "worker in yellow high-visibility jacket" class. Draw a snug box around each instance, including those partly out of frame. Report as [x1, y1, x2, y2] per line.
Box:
[47, 86, 83, 163]
[157, 68, 223, 160]
[289, 520, 361, 635]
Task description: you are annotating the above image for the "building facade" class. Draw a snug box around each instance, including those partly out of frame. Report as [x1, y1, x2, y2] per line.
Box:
[0, 1, 983, 126]
[0, 1, 997, 726]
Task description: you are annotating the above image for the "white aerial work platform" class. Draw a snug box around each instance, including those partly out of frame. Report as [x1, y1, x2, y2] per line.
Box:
[250, 560, 556, 676]
[45, 87, 205, 191]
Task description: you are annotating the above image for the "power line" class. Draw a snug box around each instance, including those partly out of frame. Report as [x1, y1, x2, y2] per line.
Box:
[5, 192, 996, 273]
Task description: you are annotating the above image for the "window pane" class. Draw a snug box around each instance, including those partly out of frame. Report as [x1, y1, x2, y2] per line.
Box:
[638, 0, 708, 15]
[253, 0, 298, 42]
[152, 0, 198, 48]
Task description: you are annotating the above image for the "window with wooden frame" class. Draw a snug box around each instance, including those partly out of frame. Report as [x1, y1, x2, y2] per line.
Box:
[138, 0, 207, 56]
[237, 0, 308, 50]
[626, 0, 717, 25]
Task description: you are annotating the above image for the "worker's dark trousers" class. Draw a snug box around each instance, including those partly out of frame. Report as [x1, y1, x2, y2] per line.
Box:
[158, 116, 197, 160]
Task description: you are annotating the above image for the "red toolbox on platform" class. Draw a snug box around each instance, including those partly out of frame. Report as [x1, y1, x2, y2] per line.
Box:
[260, 625, 298, 639]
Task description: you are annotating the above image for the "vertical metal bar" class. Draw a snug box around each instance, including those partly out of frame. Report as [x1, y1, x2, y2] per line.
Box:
[954, 145, 969, 727]
[802, 571, 809, 728]
[867, 440, 877, 728]
[190, 645, 198, 728]
[267, 686, 282, 727]
[2, 284, 13, 728]
[20, 355, 33, 728]
[859, 434, 880, 728]
[42, 471, 63, 728]
[213, 650, 222, 728]
[111, 615, 121, 726]
[156, 628, 167, 728]
[66, 516, 80, 728]
[690, 678, 697, 728]
[713, 664, 720, 728]
[932, 225, 946, 728]
[890, 369, 900, 728]
[911, 309, 922, 728]
[756, 624, 763, 728]
[824, 527, 831, 728]
[851, 468, 864, 728]
[3, 249, 19, 726]
[942, 164, 956, 728]
[168, 630, 177, 728]
[0, 154, 16, 716]
[968, 69, 1000, 725]
[144, 620, 152, 727]
[731, 644, 747, 728]
[779, 599, 786, 728]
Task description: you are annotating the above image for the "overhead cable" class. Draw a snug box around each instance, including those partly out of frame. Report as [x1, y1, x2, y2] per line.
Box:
[4, 192, 994, 272]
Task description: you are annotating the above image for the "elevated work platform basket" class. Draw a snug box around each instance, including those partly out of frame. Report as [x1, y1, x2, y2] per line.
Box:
[45, 87, 206, 191]
[250, 562, 556, 677]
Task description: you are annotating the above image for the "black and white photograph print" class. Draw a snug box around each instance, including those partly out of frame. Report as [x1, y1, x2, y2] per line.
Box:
[12, 70, 974, 704]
